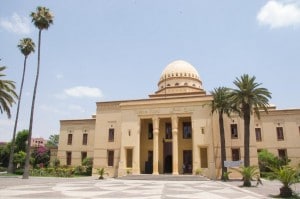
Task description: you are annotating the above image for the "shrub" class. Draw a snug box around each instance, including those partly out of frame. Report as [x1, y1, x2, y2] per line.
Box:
[82, 157, 93, 176]
[52, 158, 60, 168]
[195, 168, 202, 175]
[0, 167, 7, 172]
[14, 168, 24, 175]
[258, 149, 289, 172]
[74, 165, 86, 175]
[268, 166, 300, 198]
[223, 171, 232, 181]
[30, 166, 74, 177]
[97, 168, 107, 179]
[233, 166, 259, 187]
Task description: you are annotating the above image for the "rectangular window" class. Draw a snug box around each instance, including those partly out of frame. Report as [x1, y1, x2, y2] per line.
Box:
[200, 148, 208, 168]
[255, 128, 262, 142]
[276, 127, 284, 140]
[66, 151, 72, 165]
[81, 151, 87, 163]
[107, 150, 114, 166]
[148, 123, 153, 140]
[148, 150, 153, 163]
[183, 122, 192, 139]
[232, 148, 240, 161]
[108, 128, 114, 142]
[257, 149, 263, 154]
[82, 133, 88, 145]
[278, 149, 288, 164]
[231, 124, 238, 139]
[67, 134, 73, 145]
[165, 123, 172, 139]
[126, 149, 133, 168]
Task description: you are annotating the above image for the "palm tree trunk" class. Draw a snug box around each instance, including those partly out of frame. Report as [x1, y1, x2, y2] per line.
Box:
[7, 56, 28, 174]
[244, 107, 251, 167]
[23, 30, 42, 179]
[219, 113, 227, 180]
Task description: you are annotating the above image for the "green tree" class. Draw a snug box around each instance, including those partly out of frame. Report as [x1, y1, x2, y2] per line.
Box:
[8, 38, 35, 174]
[23, 6, 54, 179]
[13, 151, 26, 169]
[230, 74, 271, 167]
[258, 149, 288, 173]
[0, 143, 11, 168]
[46, 134, 59, 147]
[15, 130, 29, 153]
[0, 66, 17, 118]
[211, 87, 232, 180]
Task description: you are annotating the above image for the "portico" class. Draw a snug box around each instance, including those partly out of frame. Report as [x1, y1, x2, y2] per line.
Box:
[139, 115, 192, 175]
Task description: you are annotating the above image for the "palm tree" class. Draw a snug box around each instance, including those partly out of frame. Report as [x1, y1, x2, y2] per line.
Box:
[0, 66, 17, 118]
[211, 87, 232, 180]
[269, 166, 300, 197]
[7, 38, 35, 174]
[23, 6, 53, 179]
[230, 74, 271, 167]
[234, 166, 259, 187]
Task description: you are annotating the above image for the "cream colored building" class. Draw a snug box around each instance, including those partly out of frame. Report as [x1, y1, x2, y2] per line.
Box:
[57, 60, 300, 179]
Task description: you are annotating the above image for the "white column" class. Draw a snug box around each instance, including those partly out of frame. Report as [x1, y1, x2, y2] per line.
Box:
[152, 116, 159, 175]
[135, 121, 141, 174]
[172, 116, 179, 175]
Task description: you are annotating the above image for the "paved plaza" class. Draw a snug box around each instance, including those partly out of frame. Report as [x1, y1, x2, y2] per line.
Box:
[0, 175, 299, 199]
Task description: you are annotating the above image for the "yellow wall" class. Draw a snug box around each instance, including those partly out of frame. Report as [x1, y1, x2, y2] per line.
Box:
[57, 119, 95, 166]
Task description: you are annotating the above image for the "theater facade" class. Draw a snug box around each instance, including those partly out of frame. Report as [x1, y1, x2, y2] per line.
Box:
[57, 60, 300, 179]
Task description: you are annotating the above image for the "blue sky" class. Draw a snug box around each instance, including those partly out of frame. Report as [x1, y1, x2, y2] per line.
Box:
[1, 0, 300, 142]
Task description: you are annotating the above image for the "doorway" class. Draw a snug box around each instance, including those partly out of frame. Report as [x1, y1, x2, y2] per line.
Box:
[163, 142, 172, 173]
[183, 150, 192, 174]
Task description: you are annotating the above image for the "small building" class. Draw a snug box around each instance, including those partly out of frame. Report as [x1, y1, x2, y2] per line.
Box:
[31, 137, 47, 148]
[57, 60, 300, 179]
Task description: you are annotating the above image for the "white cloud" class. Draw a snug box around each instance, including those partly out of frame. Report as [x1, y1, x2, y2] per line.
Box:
[257, 1, 300, 28]
[64, 86, 103, 98]
[0, 13, 31, 34]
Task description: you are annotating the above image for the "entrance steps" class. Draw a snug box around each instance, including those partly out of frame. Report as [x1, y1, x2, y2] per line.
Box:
[117, 174, 209, 181]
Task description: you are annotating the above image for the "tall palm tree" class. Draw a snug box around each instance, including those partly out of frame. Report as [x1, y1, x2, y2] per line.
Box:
[7, 38, 35, 174]
[211, 87, 232, 180]
[230, 74, 271, 167]
[23, 6, 53, 179]
[0, 66, 17, 118]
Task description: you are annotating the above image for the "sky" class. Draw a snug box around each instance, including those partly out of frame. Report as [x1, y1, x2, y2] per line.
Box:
[1, 0, 300, 142]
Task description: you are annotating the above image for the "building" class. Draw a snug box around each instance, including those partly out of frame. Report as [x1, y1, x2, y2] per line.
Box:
[57, 60, 300, 179]
[31, 137, 47, 148]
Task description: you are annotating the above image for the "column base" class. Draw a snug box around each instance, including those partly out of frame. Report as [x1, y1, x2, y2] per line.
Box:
[172, 172, 179, 175]
[152, 172, 159, 175]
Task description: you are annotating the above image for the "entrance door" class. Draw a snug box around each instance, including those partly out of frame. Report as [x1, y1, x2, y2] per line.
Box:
[183, 150, 192, 174]
[163, 142, 172, 173]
